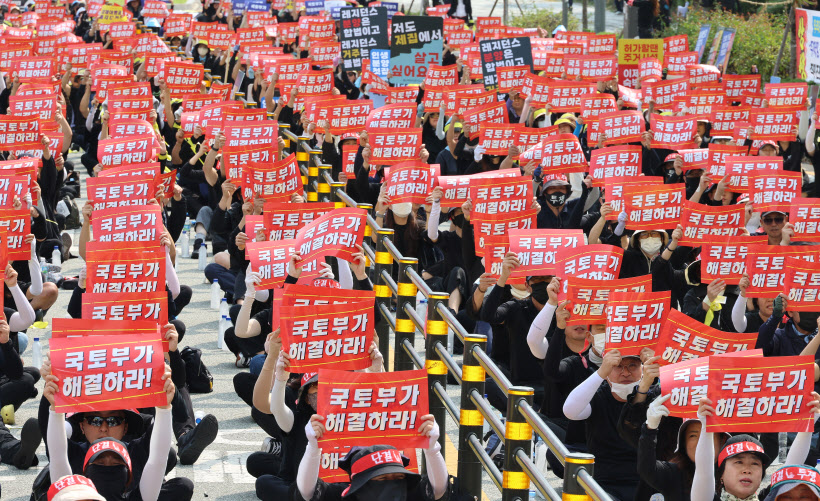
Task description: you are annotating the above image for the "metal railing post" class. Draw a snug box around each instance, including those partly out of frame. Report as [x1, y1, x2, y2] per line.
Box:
[563, 453, 596, 501]
[278, 124, 292, 155]
[394, 258, 418, 372]
[373, 229, 395, 369]
[295, 137, 312, 200]
[458, 335, 487, 498]
[306, 148, 322, 202]
[330, 182, 346, 208]
[502, 387, 534, 501]
[318, 165, 332, 202]
[425, 293, 449, 454]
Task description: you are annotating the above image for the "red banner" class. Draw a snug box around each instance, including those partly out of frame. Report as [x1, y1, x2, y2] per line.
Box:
[749, 109, 798, 141]
[342, 144, 357, 176]
[317, 368, 429, 449]
[50, 331, 166, 412]
[650, 115, 696, 150]
[506, 229, 584, 280]
[0, 174, 29, 208]
[545, 80, 596, 112]
[764, 82, 808, 111]
[749, 170, 802, 213]
[85, 243, 165, 295]
[263, 203, 336, 240]
[657, 309, 759, 365]
[540, 133, 587, 174]
[272, 285, 376, 332]
[280, 301, 374, 372]
[81, 291, 168, 325]
[478, 123, 517, 156]
[706, 355, 814, 433]
[723, 75, 761, 100]
[245, 239, 297, 290]
[91, 204, 162, 249]
[472, 209, 537, 257]
[97, 135, 155, 166]
[678, 201, 745, 245]
[435, 170, 520, 209]
[469, 176, 531, 216]
[366, 103, 416, 130]
[605, 291, 671, 357]
[243, 154, 303, 202]
[0, 115, 40, 151]
[785, 257, 820, 311]
[589, 145, 642, 187]
[566, 275, 652, 326]
[326, 100, 373, 136]
[0, 209, 31, 260]
[744, 245, 820, 298]
[87, 175, 154, 211]
[623, 183, 686, 230]
[368, 128, 422, 165]
[723, 156, 783, 193]
[598, 110, 645, 146]
[701, 236, 768, 284]
[461, 101, 507, 139]
[644, 79, 689, 111]
[791, 198, 820, 243]
[555, 245, 624, 281]
[294, 208, 366, 265]
[383, 162, 433, 205]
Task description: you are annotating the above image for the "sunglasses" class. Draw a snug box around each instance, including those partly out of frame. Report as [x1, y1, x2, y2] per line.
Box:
[762, 217, 785, 224]
[85, 416, 125, 427]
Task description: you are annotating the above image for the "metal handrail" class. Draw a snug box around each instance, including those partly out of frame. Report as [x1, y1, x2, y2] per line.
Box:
[577, 469, 609, 501]
[520, 400, 570, 462]
[515, 449, 562, 501]
[469, 434, 503, 490]
[473, 345, 513, 394]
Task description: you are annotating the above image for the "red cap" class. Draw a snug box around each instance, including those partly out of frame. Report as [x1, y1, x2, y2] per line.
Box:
[717, 440, 764, 467]
[759, 140, 778, 149]
[663, 153, 677, 163]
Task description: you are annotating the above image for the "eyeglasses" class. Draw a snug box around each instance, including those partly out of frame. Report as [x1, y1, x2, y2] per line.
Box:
[616, 363, 641, 373]
[84, 416, 125, 427]
[762, 217, 785, 224]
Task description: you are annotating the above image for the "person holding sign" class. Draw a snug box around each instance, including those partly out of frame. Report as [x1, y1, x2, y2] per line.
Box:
[692, 393, 820, 501]
[537, 177, 594, 230]
[293, 413, 448, 501]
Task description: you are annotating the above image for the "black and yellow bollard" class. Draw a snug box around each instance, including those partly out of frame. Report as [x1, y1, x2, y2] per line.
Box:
[278, 124, 292, 157]
[318, 164, 332, 202]
[331, 182, 347, 209]
[394, 258, 418, 372]
[562, 453, 595, 500]
[502, 386, 534, 501]
[458, 334, 487, 498]
[425, 293, 449, 454]
[373, 229, 394, 369]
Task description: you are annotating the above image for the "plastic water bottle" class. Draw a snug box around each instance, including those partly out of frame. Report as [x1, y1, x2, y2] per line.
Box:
[194, 410, 204, 425]
[51, 246, 61, 268]
[39, 257, 47, 283]
[415, 292, 427, 334]
[179, 218, 190, 258]
[197, 241, 207, 271]
[219, 297, 229, 320]
[217, 314, 227, 350]
[31, 337, 42, 368]
[210, 279, 221, 309]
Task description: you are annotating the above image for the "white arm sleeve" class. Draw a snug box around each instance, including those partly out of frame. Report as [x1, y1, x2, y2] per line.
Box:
[808, 122, 817, 156]
[8, 284, 35, 332]
[527, 302, 556, 359]
[165, 249, 180, 299]
[423, 440, 448, 499]
[140, 407, 173, 501]
[270, 378, 295, 433]
[427, 201, 441, 242]
[47, 410, 73, 481]
[563, 372, 603, 421]
[296, 429, 321, 500]
[86, 105, 97, 132]
[691, 416, 716, 501]
[28, 257, 43, 296]
[337, 259, 353, 290]
[435, 111, 445, 140]
[732, 293, 748, 333]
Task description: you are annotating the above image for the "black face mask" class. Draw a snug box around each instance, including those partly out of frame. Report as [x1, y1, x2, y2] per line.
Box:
[546, 192, 567, 208]
[452, 214, 465, 228]
[797, 312, 820, 334]
[356, 479, 408, 501]
[685, 178, 700, 199]
[84, 464, 129, 501]
[530, 281, 549, 304]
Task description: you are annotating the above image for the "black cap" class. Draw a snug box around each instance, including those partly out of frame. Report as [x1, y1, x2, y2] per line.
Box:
[339, 445, 420, 497]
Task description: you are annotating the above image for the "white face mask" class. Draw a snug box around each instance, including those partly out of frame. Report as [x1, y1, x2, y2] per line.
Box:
[640, 236, 663, 255]
[510, 286, 530, 300]
[592, 333, 606, 355]
[197, 46, 209, 57]
[609, 380, 640, 400]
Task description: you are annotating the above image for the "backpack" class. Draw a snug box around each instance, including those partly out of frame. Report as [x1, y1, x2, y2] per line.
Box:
[180, 346, 214, 393]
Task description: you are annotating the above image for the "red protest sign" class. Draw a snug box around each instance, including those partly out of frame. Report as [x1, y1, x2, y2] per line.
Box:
[744, 245, 819, 298]
[701, 236, 768, 284]
[650, 115, 696, 150]
[506, 229, 584, 280]
[687, 64, 721, 88]
[765, 82, 808, 111]
[496, 65, 530, 93]
[280, 301, 374, 372]
[87, 175, 154, 211]
[785, 257, 820, 311]
[479, 123, 517, 156]
[710, 105, 751, 135]
[706, 355, 814, 433]
[749, 109, 798, 141]
[678, 201, 745, 245]
[0, 174, 29, 208]
[555, 244, 624, 282]
[623, 183, 686, 230]
[317, 368, 429, 449]
[246, 240, 297, 290]
[0, 209, 31, 260]
[664, 51, 697, 76]
[461, 101, 507, 139]
[598, 110, 645, 146]
[639, 58, 663, 83]
[564, 54, 617, 81]
[678, 148, 709, 172]
[97, 135, 155, 166]
[0, 115, 40, 150]
[791, 198, 820, 242]
[603, 176, 664, 221]
[383, 162, 433, 205]
[263, 203, 336, 240]
[659, 351, 763, 419]
[644, 79, 689, 111]
[435, 170, 520, 209]
[657, 309, 758, 365]
[85, 243, 165, 295]
[566, 275, 652, 326]
[723, 156, 783, 192]
[342, 144, 357, 176]
[540, 133, 587, 174]
[81, 291, 168, 325]
[272, 285, 376, 332]
[294, 208, 366, 265]
[724, 75, 761, 100]
[749, 170, 802, 213]
[468, 175, 531, 216]
[604, 291, 671, 357]
[368, 128, 422, 165]
[91, 204, 163, 249]
[366, 103, 416, 130]
[50, 331, 166, 412]
[544, 80, 596, 113]
[326, 100, 373, 136]
[243, 154, 303, 202]
[589, 145, 642, 187]
[472, 209, 537, 258]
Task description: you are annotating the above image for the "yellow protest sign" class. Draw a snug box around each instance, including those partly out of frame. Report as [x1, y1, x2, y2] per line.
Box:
[108, 0, 126, 6]
[617, 39, 664, 65]
[98, 4, 125, 23]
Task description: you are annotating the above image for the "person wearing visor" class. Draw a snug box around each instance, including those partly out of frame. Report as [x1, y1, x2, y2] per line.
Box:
[536, 176, 593, 229]
[692, 393, 820, 500]
[292, 413, 448, 500]
[48, 474, 107, 501]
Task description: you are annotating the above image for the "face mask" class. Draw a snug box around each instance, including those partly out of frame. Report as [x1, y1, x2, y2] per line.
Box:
[640, 236, 663, 255]
[357, 479, 408, 501]
[546, 192, 567, 208]
[530, 281, 549, 304]
[306, 392, 318, 411]
[588, 349, 603, 366]
[197, 47, 209, 57]
[247, 67, 255, 79]
[685, 177, 700, 199]
[354, 76, 362, 88]
[510, 286, 530, 300]
[452, 214, 465, 228]
[608, 380, 640, 400]
[797, 312, 820, 334]
[592, 333, 606, 355]
[84, 464, 129, 501]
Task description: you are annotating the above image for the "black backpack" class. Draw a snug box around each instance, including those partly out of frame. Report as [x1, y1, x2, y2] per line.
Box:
[180, 346, 214, 393]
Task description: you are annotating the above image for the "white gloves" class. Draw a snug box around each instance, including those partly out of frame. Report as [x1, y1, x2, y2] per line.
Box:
[305, 419, 319, 448]
[274, 350, 290, 382]
[318, 262, 334, 280]
[473, 145, 486, 163]
[614, 210, 628, 236]
[245, 266, 262, 300]
[646, 394, 671, 430]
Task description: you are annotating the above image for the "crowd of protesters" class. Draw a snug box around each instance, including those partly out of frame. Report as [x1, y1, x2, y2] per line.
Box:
[0, 0, 819, 500]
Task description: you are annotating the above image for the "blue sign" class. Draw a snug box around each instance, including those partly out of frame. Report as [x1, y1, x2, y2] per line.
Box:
[381, 1, 398, 17]
[694, 24, 711, 63]
[370, 49, 391, 80]
[326, 0, 347, 19]
[305, 0, 324, 15]
[247, 0, 269, 11]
